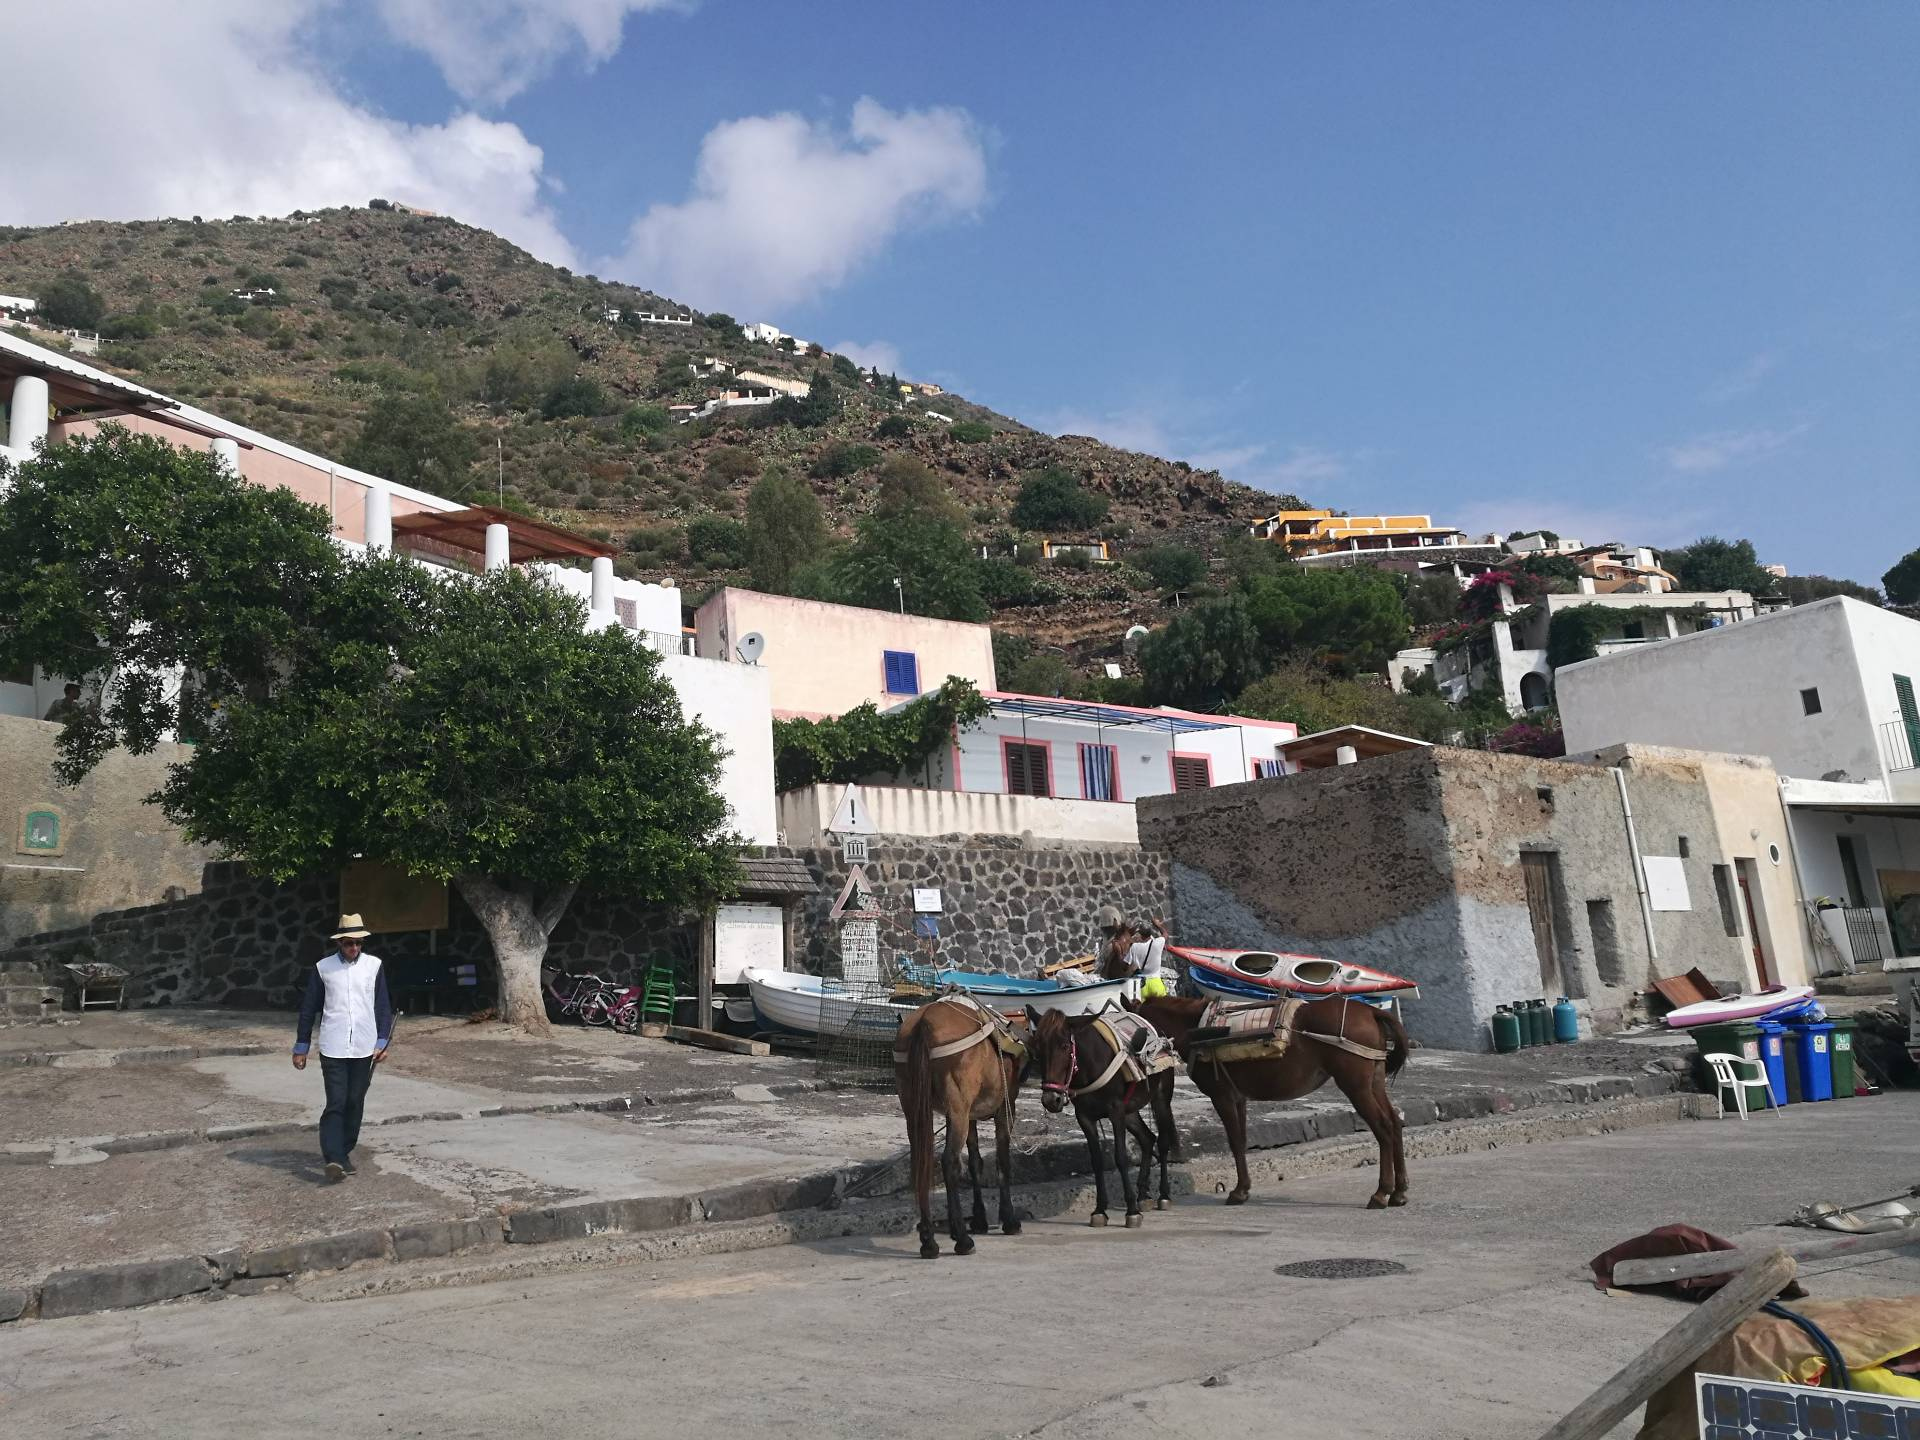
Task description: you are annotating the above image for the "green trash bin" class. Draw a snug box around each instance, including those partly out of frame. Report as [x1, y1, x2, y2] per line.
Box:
[1689, 1021, 1768, 1111]
[1829, 1017, 1858, 1099]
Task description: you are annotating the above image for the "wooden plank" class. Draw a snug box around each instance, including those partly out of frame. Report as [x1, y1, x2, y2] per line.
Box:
[1611, 1218, 1920, 1287]
[696, 910, 715, 1033]
[1537, 1249, 1796, 1440]
[664, 1025, 770, 1057]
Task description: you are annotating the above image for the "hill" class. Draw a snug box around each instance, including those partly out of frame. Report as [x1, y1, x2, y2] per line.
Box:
[0, 207, 1295, 669]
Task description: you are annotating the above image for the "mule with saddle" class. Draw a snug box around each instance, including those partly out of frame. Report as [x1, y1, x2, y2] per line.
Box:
[894, 983, 1415, 1258]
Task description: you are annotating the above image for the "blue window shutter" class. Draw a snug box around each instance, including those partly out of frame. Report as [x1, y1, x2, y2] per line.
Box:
[883, 650, 919, 695]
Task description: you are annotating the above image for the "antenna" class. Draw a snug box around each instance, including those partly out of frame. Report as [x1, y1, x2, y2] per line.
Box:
[735, 632, 766, 665]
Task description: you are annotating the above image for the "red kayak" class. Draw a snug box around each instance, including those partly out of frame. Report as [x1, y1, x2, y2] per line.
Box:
[1170, 945, 1418, 997]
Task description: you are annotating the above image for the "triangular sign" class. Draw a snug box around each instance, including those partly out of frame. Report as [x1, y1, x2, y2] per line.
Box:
[826, 783, 876, 836]
[829, 864, 880, 921]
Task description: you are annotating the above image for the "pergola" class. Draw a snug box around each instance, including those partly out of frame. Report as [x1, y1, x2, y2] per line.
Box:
[389, 505, 616, 566]
[1275, 724, 1429, 771]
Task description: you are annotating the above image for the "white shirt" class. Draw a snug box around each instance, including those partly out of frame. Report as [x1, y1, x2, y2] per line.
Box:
[1125, 937, 1167, 979]
[314, 952, 385, 1059]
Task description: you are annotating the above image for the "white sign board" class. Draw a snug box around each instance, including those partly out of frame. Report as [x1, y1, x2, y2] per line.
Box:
[826, 784, 877, 836]
[912, 887, 943, 914]
[1643, 856, 1692, 912]
[841, 836, 870, 863]
[713, 903, 784, 985]
[840, 917, 880, 984]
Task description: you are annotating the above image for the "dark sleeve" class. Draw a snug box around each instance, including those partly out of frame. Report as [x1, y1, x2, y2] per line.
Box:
[375, 962, 394, 1047]
[294, 967, 324, 1052]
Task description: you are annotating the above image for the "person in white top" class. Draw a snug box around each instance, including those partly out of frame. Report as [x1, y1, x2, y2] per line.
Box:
[1096, 908, 1172, 999]
[292, 913, 394, 1184]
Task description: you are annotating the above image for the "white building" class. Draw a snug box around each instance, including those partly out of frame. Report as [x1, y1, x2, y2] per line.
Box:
[630, 311, 693, 328]
[1559, 597, 1920, 967]
[0, 294, 35, 317]
[0, 328, 776, 845]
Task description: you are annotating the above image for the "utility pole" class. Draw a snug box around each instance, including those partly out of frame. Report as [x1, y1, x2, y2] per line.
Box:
[496, 436, 504, 507]
[892, 577, 904, 614]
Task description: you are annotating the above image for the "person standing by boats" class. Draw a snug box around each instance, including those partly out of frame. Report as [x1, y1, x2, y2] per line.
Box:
[1095, 908, 1172, 999]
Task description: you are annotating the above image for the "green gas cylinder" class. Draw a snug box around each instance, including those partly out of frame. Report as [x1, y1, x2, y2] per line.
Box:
[1528, 999, 1551, 1047]
[1512, 999, 1534, 1046]
[1492, 1006, 1520, 1053]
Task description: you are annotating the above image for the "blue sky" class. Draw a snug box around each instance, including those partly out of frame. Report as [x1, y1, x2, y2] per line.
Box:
[9, 3, 1917, 582]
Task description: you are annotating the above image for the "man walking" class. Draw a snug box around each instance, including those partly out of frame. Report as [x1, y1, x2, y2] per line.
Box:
[292, 914, 394, 1183]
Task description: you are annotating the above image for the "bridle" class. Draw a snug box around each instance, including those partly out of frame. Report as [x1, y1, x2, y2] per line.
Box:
[1040, 1030, 1079, 1102]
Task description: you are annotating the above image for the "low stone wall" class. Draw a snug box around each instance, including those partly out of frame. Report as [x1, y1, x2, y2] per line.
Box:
[784, 835, 1169, 977]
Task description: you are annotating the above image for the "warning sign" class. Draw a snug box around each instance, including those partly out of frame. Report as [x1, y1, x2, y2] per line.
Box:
[828, 864, 881, 921]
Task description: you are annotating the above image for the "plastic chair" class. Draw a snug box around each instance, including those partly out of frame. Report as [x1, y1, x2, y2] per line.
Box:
[1704, 1052, 1781, 1120]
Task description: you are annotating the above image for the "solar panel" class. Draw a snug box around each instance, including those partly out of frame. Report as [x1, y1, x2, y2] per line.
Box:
[1695, 1373, 1920, 1438]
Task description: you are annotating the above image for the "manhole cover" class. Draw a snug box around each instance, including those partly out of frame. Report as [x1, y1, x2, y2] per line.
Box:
[1273, 1258, 1408, 1280]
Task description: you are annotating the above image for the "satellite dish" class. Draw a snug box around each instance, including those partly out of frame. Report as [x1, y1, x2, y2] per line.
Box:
[735, 632, 766, 664]
[1122, 625, 1150, 655]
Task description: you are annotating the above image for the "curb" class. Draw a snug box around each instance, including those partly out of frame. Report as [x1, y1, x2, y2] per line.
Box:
[0, 1042, 271, 1070]
[0, 1074, 1700, 1324]
[1, 1077, 843, 1165]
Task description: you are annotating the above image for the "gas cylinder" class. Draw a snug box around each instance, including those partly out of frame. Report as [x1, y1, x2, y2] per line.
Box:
[1491, 1005, 1520, 1054]
[1552, 996, 1579, 1044]
[1516, 999, 1537, 1046]
[1528, 999, 1551, 1047]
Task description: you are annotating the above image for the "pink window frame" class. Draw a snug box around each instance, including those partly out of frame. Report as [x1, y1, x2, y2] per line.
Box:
[1076, 741, 1122, 802]
[1168, 750, 1214, 792]
[1001, 736, 1054, 797]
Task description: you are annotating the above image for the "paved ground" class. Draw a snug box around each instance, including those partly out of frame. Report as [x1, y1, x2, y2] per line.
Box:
[3, 1095, 1915, 1438]
[0, 1007, 1699, 1286]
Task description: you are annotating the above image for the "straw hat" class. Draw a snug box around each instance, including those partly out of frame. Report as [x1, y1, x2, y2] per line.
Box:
[330, 913, 372, 941]
[1093, 904, 1125, 932]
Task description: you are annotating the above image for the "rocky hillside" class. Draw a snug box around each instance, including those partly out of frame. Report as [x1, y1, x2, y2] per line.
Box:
[0, 206, 1294, 661]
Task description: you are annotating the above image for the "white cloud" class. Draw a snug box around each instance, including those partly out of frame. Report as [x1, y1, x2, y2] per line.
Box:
[833, 340, 904, 376]
[1192, 444, 1353, 493]
[1043, 410, 1174, 457]
[1703, 349, 1781, 403]
[1659, 423, 1811, 474]
[373, 0, 686, 107]
[1451, 499, 1708, 550]
[0, 2, 575, 265]
[609, 99, 988, 314]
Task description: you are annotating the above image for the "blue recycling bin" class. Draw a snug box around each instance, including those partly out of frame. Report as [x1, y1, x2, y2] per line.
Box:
[1784, 1022, 1835, 1102]
[1754, 1022, 1790, 1109]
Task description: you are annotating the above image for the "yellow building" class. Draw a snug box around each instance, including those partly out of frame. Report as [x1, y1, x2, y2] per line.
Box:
[1251, 508, 1465, 556]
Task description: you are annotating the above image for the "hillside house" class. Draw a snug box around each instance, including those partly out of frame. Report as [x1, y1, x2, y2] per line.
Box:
[1252, 509, 1470, 562]
[1559, 597, 1920, 970]
[1040, 539, 1110, 562]
[731, 370, 810, 399]
[630, 311, 694, 328]
[0, 294, 35, 318]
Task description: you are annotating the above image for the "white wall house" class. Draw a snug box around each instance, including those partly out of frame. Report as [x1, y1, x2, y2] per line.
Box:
[0, 328, 777, 846]
[1559, 597, 1920, 966]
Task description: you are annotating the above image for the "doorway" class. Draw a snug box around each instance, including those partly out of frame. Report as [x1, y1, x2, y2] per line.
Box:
[1733, 858, 1775, 988]
[1521, 852, 1561, 991]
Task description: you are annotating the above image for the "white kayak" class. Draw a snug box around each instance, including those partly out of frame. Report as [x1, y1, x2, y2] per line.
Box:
[1661, 984, 1817, 1028]
[741, 967, 1127, 1038]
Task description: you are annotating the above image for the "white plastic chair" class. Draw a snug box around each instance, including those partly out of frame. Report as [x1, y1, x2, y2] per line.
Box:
[1704, 1052, 1781, 1120]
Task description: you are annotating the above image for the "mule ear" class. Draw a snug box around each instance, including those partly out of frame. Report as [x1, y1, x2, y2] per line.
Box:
[1024, 1004, 1041, 1031]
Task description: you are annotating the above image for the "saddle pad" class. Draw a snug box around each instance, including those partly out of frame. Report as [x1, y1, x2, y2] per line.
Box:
[1191, 997, 1303, 1064]
[1095, 1012, 1176, 1080]
[942, 990, 1028, 1062]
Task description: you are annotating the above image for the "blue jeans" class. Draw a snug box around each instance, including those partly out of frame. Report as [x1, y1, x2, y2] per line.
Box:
[319, 1055, 376, 1164]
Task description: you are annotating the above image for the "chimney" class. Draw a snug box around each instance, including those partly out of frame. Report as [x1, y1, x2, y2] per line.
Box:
[8, 374, 50, 453]
[1336, 744, 1359, 766]
[1578, 576, 1596, 595]
[364, 481, 392, 552]
[210, 436, 241, 477]
[484, 522, 510, 572]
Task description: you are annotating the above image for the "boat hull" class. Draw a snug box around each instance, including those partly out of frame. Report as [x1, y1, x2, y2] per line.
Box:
[1662, 984, 1818, 1028]
[743, 967, 1127, 1037]
[1171, 945, 1417, 996]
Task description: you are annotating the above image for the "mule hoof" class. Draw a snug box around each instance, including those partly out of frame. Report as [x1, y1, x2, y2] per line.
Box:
[954, 1237, 976, 1256]
[919, 1243, 940, 1259]
[1224, 1191, 1249, 1207]
[1367, 1194, 1389, 1210]
[1089, 1213, 1109, 1228]
[1125, 1213, 1144, 1229]
[1389, 1192, 1410, 1208]
[1002, 1219, 1023, 1235]
[969, 1216, 990, 1234]
[1155, 1199, 1170, 1211]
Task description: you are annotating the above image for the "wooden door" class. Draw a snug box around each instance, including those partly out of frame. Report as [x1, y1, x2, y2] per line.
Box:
[1737, 870, 1774, 988]
[1521, 853, 1559, 990]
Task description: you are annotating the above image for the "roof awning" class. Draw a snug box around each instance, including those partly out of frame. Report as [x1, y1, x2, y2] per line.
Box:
[736, 855, 817, 897]
[1277, 725, 1430, 769]
[389, 505, 616, 563]
[984, 694, 1231, 734]
[0, 327, 181, 413]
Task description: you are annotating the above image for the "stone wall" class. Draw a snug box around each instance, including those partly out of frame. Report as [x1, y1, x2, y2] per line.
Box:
[1139, 747, 1762, 1052]
[0, 715, 216, 949]
[785, 835, 1170, 978]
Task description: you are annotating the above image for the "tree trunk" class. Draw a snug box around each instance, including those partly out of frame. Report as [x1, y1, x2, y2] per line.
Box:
[454, 876, 578, 1035]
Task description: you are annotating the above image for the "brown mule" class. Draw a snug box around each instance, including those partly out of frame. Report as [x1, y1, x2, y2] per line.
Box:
[1025, 1007, 1180, 1229]
[894, 997, 1027, 1259]
[1132, 994, 1414, 1209]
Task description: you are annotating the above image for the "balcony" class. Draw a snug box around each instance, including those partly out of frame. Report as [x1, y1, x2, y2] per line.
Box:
[1882, 719, 1918, 774]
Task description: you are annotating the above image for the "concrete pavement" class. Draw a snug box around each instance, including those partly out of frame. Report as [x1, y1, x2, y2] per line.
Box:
[4, 1095, 1916, 1438]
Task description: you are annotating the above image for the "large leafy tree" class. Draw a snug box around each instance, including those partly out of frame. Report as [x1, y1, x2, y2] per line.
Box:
[745, 469, 828, 592]
[1137, 596, 1265, 709]
[1240, 567, 1410, 672]
[1, 430, 738, 1031]
[1658, 535, 1775, 595]
[1235, 660, 1455, 742]
[1884, 548, 1920, 608]
[1010, 467, 1109, 532]
[342, 389, 479, 494]
[830, 458, 985, 620]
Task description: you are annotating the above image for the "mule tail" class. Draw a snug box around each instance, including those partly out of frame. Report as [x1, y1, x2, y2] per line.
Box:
[903, 1019, 937, 1201]
[1379, 1005, 1414, 1078]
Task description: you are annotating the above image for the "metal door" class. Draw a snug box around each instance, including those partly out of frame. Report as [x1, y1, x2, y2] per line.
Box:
[1521, 853, 1559, 990]
[1736, 871, 1774, 988]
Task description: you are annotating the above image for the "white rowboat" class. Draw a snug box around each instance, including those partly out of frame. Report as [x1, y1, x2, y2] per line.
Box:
[741, 968, 1128, 1039]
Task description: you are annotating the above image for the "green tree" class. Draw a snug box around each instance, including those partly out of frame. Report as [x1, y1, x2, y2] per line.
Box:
[811, 442, 880, 478]
[686, 516, 750, 568]
[1011, 468, 1109, 532]
[707, 446, 760, 484]
[1884, 548, 1920, 607]
[1136, 544, 1207, 591]
[1399, 572, 1463, 629]
[40, 274, 106, 329]
[1240, 567, 1410, 672]
[873, 414, 913, 440]
[1236, 660, 1455, 742]
[874, 454, 968, 526]
[1659, 536, 1775, 594]
[1004, 651, 1079, 698]
[541, 377, 611, 419]
[1785, 574, 1883, 607]
[832, 509, 987, 622]
[1221, 531, 1284, 586]
[620, 404, 671, 436]
[1136, 597, 1265, 709]
[948, 420, 992, 443]
[745, 469, 828, 593]
[342, 391, 479, 494]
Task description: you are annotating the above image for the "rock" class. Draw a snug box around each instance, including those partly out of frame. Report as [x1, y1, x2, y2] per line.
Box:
[243, 1229, 388, 1277]
[38, 1257, 213, 1319]
[0, 1287, 31, 1322]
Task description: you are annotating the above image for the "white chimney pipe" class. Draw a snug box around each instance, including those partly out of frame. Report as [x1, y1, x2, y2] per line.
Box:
[484, 522, 510, 572]
[210, 437, 241, 477]
[590, 555, 614, 615]
[1578, 576, 1597, 595]
[364, 481, 392, 553]
[1336, 744, 1359, 766]
[8, 374, 49, 452]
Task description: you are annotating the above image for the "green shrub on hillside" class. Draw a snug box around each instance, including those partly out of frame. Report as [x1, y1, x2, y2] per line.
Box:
[812, 442, 881, 478]
[541, 377, 611, 419]
[686, 516, 750, 569]
[1011, 468, 1109, 532]
[948, 420, 992, 443]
